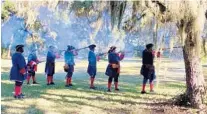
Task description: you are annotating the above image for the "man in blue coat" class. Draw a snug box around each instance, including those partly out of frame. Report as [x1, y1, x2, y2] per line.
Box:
[64, 45, 78, 87]
[27, 49, 39, 84]
[45, 46, 60, 85]
[140, 43, 156, 94]
[105, 46, 124, 92]
[87, 44, 99, 89]
[10, 45, 27, 99]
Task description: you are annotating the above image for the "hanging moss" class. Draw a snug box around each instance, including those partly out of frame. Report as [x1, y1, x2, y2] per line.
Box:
[70, 1, 93, 16]
[1, 0, 16, 21]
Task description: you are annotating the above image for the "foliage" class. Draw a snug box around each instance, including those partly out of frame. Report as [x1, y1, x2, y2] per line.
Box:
[1, 0, 16, 21]
[26, 34, 44, 48]
[70, 1, 93, 17]
[31, 20, 43, 32]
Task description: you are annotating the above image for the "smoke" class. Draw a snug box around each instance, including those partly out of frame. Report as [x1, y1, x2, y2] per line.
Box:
[1, 3, 186, 60]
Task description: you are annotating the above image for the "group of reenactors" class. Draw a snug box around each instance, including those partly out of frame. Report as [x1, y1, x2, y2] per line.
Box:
[10, 43, 156, 99]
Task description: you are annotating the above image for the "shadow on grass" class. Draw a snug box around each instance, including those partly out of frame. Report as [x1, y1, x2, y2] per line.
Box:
[1, 67, 10, 72]
[26, 105, 44, 114]
[1, 70, 191, 114]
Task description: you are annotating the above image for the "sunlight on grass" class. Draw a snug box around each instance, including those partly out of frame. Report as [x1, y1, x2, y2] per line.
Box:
[1, 59, 206, 114]
[1, 80, 13, 84]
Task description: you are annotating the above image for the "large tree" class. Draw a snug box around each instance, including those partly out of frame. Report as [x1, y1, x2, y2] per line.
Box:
[110, 0, 207, 108]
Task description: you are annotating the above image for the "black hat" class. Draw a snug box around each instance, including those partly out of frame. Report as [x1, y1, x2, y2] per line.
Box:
[146, 43, 153, 49]
[16, 45, 24, 50]
[89, 44, 96, 49]
[108, 46, 116, 53]
[49, 45, 55, 49]
[110, 46, 116, 51]
[67, 45, 75, 50]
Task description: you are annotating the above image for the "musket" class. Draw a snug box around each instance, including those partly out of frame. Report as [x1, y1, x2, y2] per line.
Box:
[58, 46, 90, 56]
[159, 46, 182, 51]
[97, 50, 133, 57]
[97, 52, 108, 56]
[59, 46, 89, 52]
[73, 46, 89, 51]
[37, 60, 45, 64]
[117, 50, 133, 54]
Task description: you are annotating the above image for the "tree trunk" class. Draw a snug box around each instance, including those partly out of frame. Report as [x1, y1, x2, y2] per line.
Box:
[153, 20, 158, 49]
[7, 35, 14, 59]
[202, 38, 207, 56]
[181, 19, 206, 109]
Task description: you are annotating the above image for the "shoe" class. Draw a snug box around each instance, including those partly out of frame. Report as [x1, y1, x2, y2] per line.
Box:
[20, 93, 25, 97]
[141, 91, 146, 94]
[150, 90, 155, 93]
[50, 82, 55, 85]
[33, 81, 39, 84]
[107, 89, 111, 92]
[115, 88, 119, 91]
[47, 83, 50, 85]
[68, 84, 73, 86]
[14, 95, 23, 99]
[65, 85, 70, 87]
[27, 82, 30, 85]
[90, 86, 96, 89]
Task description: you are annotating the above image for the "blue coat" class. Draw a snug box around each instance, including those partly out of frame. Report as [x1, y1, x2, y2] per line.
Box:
[88, 50, 96, 66]
[105, 52, 120, 77]
[45, 51, 56, 75]
[64, 51, 75, 65]
[64, 51, 75, 73]
[46, 51, 56, 63]
[10, 52, 27, 81]
[87, 50, 97, 76]
[108, 52, 120, 64]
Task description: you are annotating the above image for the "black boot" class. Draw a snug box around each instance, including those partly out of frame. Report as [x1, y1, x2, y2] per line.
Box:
[107, 89, 111, 92]
[50, 82, 55, 85]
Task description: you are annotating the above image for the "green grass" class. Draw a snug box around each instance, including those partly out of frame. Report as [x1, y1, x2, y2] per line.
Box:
[1, 59, 206, 114]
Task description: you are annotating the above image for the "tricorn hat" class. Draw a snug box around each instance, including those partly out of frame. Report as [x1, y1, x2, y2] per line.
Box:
[146, 43, 154, 49]
[16, 45, 24, 50]
[110, 46, 116, 51]
[89, 44, 96, 49]
[67, 45, 75, 50]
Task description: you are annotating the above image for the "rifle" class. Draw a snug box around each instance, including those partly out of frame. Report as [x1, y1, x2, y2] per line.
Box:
[97, 52, 108, 56]
[97, 50, 133, 57]
[160, 46, 182, 50]
[117, 50, 133, 54]
[37, 60, 45, 64]
[73, 46, 89, 51]
[58, 46, 90, 56]
[59, 46, 89, 52]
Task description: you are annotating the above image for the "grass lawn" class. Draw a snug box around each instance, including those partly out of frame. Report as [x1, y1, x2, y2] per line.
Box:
[1, 58, 207, 114]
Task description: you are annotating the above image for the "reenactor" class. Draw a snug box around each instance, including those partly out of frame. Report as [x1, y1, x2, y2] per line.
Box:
[105, 46, 125, 92]
[10, 45, 27, 98]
